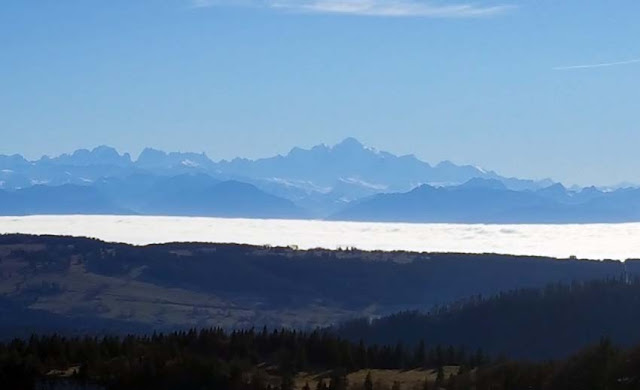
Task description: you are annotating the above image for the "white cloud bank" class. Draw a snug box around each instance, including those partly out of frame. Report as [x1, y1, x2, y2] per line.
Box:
[192, 0, 514, 18]
[1, 215, 640, 260]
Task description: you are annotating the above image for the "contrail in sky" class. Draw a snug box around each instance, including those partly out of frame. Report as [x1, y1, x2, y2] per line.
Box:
[191, 0, 514, 18]
[554, 58, 640, 71]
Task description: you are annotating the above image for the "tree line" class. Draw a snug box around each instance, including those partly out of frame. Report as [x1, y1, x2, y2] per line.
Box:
[0, 327, 486, 390]
[337, 277, 640, 359]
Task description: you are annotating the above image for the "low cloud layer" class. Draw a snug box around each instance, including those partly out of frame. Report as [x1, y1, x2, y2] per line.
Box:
[192, 0, 514, 18]
[2, 215, 639, 260]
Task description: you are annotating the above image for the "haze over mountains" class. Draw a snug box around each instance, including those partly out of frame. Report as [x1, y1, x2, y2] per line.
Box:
[333, 179, 640, 223]
[1, 138, 639, 222]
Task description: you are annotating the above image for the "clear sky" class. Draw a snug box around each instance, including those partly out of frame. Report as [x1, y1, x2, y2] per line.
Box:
[1, 0, 639, 186]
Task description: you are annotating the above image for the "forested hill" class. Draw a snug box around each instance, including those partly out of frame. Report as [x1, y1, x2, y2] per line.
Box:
[0, 327, 482, 390]
[3, 316, 640, 390]
[0, 234, 636, 337]
[5, 235, 640, 387]
[337, 278, 640, 359]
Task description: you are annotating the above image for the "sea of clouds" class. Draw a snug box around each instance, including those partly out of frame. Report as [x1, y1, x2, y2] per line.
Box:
[0, 215, 639, 260]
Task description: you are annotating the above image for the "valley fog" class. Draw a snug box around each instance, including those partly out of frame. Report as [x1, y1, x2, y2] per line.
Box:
[0, 215, 638, 260]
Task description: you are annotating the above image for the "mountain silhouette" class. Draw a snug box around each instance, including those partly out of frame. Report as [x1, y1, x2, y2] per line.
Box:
[0, 184, 129, 215]
[331, 180, 640, 223]
[3, 140, 640, 221]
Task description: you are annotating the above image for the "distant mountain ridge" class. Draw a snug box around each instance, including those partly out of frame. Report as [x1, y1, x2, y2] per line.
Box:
[0, 176, 304, 219]
[0, 184, 129, 216]
[0, 138, 552, 192]
[1, 139, 639, 221]
[331, 178, 640, 223]
[217, 137, 510, 191]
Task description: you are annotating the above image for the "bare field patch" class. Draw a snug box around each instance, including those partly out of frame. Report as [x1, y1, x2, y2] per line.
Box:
[295, 368, 461, 390]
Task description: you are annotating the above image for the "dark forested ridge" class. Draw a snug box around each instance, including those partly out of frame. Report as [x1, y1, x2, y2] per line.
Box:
[0, 327, 485, 390]
[3, 235, 640, 388]
[337, 278, 640, 359]
[0, 234, 635, 337]
[3, 324, 640, 390]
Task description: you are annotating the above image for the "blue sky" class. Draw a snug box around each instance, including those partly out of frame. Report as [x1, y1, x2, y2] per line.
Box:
[1, 1, 639, 186]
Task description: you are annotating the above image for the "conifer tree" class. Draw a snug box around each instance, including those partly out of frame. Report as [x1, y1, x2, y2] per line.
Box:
[414, 340, 426, 368]
[364, 371, 373, 390]
[280, 372, 295, 390]
[435, 367, 445, 389]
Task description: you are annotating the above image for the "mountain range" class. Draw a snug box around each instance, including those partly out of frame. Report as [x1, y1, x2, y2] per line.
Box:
[332, 178, 640, 223]
[1, 139, 639, 222]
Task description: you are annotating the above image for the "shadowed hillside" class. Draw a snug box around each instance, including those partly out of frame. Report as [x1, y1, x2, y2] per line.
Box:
[337, 278, 640, 359]
[0, 234, 637, 339]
